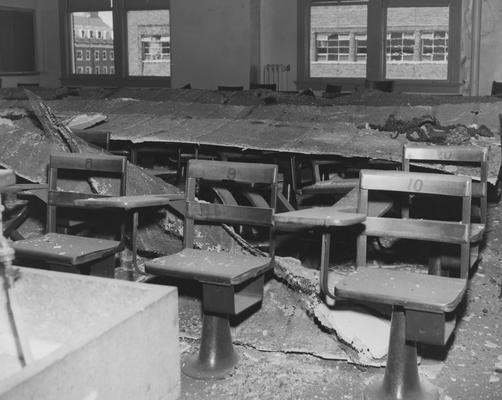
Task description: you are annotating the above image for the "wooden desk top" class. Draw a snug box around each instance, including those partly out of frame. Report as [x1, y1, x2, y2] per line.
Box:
[74, 193, 184, 210]
[335, 268, 466, 313]
[1, 183, 48, 194]
[274, 207, 365, 228]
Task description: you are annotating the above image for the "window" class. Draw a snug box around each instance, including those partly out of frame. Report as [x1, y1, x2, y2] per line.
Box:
[70, 8, 113, 76]
[386, 31, 415, 62]
[386, 6, 450, 80]
[299, 0, 461, 92]
[62, 0, 171, 85]
[141, 35, 170, 61]
[85, 66, 92, 74]
[0, 8, 36, 73]
[76, 50, 83, 60]
[95, 66, 100, 74]
[315, 33, 350, 62]
[80, 29, 86, 38]
[355, 34, 367, 61]
[308, 1, 368, 78]
[421, 31, 448, 62]
[77, 66, 84, 74]
[127, 10, 171, 77]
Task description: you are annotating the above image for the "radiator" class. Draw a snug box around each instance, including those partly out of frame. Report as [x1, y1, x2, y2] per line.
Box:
[263, 64, 291, 91]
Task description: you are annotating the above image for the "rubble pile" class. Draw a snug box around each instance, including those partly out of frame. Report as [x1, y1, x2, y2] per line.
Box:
[373, 113, 495, 145]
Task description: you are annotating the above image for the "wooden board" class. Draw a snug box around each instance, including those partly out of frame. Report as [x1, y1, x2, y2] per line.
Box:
[74, 193, 184, 210]
[145, 248, 272, 285]
[274, 208, 365, 228]
[335, 268, 466, 313]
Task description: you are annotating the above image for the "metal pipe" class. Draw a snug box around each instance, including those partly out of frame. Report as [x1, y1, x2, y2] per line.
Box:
[470, 0, 482, 96]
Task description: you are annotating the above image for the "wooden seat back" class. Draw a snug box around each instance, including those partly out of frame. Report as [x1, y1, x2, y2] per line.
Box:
[403, 144, 488, 226]
[492, 80, 502, 96]
[357, 169, 472, 278]
[73, 130, 111, 151]
[47, 152, 127, 242]
[183, 160, 278, 252]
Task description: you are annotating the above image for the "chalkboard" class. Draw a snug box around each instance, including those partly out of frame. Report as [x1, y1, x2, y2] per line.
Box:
[0, 9, 36, 73]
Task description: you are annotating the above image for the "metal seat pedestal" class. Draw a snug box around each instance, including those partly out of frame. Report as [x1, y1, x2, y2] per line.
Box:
[364, 308, 439, 400]
[182, 312, 239, 380]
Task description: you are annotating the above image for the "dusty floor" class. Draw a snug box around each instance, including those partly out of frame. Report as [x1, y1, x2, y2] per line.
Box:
[145, 199, 502, 400]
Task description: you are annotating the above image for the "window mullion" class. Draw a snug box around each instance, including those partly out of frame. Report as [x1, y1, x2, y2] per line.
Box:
[366, 0, 386, 80]
[112, 0, 126, 79]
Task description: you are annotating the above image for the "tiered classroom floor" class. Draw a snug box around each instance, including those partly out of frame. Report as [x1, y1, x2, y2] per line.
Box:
[166, 201, 502, 400]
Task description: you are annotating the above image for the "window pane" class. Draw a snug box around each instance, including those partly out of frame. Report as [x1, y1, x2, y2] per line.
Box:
[310, 4, 367, 78]
[127, 10, 170, 77]
[71, 11, 114, 75]
[386, 7, 449, 80]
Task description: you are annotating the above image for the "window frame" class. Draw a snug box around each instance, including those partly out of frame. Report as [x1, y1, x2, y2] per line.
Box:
[298, 0, 462, 93]
[59, 0, 171, 87]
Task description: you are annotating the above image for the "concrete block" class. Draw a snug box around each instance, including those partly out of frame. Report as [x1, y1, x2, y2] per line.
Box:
[0, 267, 179, 400]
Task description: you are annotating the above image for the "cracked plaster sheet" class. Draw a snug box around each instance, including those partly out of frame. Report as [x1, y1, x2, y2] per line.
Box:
[178, 278, 349, 362]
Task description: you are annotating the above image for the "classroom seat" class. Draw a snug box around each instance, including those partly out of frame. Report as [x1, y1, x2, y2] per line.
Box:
[217, 86, 244, 92]
[331, 169, 472, 400]
[11, 152, 128, 278]
[365, 79, 394, 92]
[491, 81, 502, 96]
[402, 144, 488, 272]
[336, 268, 465, 400]
[145, 159, 278, 380]
[73, 129, 131, 160]
[355, 170, 473, 279]
[250, 83, 277, 91]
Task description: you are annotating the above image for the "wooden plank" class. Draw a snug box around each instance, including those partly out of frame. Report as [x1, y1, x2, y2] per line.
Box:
[11, 232, 122, 266]
[333, 187, 393, 217]
[360, 170, 471, 197]
[73, 130, 110, 150]
[300, 178, 359, 195]
[145, 248, 272, 285]
[50, 152, 126, 173]
[187, 159, 278, 184]
[48, 191, 108, 207]
[74, 193, 184, 210]
[0, 183, 48, 194]
[274, 208, 365, 228]
[335, 268, 466, 313]
[364, 217, 470, 244]
[186, 202, 274, 227]
[404, 145, 488, 163]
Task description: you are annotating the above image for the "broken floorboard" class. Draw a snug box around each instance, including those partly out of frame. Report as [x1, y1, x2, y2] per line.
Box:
[40, 98, 502, 185]
[0, 111, 249, 257]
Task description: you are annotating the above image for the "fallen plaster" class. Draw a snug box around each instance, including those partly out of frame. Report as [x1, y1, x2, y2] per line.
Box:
[272, 257, 390, 366]
[314, 304, 390, 361]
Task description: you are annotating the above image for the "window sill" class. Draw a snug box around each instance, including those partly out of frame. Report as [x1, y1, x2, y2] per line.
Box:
[0, 71, 40, 76]
[297, 78, 462, 95]
[60, 75, 171, 88]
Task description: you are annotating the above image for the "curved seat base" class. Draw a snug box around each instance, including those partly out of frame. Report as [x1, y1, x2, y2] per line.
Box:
[364, 375, 439, 400]
[182, 313, 239, 380]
